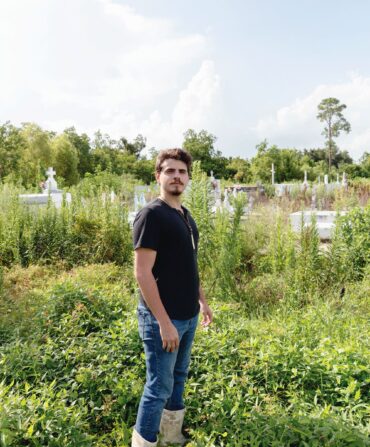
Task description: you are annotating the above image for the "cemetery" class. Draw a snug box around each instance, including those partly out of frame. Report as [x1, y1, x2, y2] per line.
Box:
[0, 157, 369, 446]
[2, 1, 370, 443]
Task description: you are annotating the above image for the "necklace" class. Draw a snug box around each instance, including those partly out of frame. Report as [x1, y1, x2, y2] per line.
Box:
[158, 196, 183, 213]
[158, 197, 195, 250]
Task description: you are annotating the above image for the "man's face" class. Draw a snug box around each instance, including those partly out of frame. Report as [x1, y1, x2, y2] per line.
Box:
[156, 158, 189, 196]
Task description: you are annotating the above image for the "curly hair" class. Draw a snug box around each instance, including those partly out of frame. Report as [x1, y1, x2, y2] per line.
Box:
[155, 148, 192, 174]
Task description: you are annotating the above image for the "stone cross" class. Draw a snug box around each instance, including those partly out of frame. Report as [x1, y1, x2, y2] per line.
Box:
[271, 163, 275, 185]
[44, 167, 59, 192]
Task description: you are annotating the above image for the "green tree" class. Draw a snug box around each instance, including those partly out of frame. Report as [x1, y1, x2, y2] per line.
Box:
[117, 134, 146, 159]
[20, 123, 53, 186]
[133, 158, 155, 184]
[0, 121, 26, 180]
[317, 97, 351, 175]
[359, 152, 370, 178]
[63, 127, 92, 176]
[51, 134, 79, 185]
[226, 157, 251, 183]
[183, 129, 228, 177]
[250, 141, 302, 183]
[183, 129, 216, 173]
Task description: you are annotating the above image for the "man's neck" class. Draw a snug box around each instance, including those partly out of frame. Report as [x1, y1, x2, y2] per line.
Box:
[159, 193, 182, 210]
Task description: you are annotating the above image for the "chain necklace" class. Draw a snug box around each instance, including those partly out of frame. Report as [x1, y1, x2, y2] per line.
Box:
[158, 196, 195, 250]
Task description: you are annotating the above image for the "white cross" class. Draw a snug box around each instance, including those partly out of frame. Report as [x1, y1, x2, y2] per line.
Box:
[46, 167, 56, 179]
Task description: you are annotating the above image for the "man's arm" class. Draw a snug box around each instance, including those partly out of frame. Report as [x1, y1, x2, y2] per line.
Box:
[199, 285, 213, 327]
[134, 248, 179, 352]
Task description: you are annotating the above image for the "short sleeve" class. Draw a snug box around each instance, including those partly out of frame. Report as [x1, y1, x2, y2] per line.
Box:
[133, 207, 160, 251]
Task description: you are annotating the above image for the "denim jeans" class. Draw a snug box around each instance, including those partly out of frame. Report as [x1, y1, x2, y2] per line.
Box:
[135, 304, 199, 443]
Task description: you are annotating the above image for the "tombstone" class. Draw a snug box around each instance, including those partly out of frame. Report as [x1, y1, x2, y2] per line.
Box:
[223, 189, 233, 212]
[139, 192, 147, 208]
[19, 167, 71, 209]
[290, 210, 347, 240]
[311, 186, 317, 210]
[336, 173, 340, 185]
[342, 172, 348, 187]
[43, 167, 61, 193]
[324, 174, 329, 185]
[302, 171, 309, 187]
[110, 190, 116, 202]
[271, 163, 275, 185]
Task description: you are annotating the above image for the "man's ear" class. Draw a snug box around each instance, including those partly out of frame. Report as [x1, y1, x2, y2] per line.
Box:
[155, 171, 160, 183]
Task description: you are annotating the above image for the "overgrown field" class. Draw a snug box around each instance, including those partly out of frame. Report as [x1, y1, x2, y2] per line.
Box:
[0, 165, 369, 446]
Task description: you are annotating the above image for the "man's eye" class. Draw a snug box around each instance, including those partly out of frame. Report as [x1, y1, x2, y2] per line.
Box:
[179, 170, 187, 174]
[166, 169, 175, 173]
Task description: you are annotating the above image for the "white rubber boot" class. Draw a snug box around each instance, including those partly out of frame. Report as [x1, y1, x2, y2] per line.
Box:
[132, 428, 158, 447]
[159, 409, 187, 446]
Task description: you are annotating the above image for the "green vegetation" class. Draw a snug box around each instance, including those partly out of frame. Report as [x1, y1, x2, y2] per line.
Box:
[1, 98, 370, 189]
[0, 165, 369, 445]
[0, 184, 132, 268]
[317, 98, 351, 174]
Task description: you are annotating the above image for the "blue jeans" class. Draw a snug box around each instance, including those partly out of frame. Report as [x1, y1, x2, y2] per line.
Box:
[135, 304, 199, 442]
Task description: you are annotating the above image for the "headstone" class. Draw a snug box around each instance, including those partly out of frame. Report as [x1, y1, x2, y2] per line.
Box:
[44, 167, 61, 193]
[19, 167, 71, 209]
[271, 163, 275, 185]
[290, 210, 347, 240]
[223, 189, 233, 212]
[311, 186, 317, 210]
[303, 171, 308, 187]
[342, 172, 348, 187]
[324, 174, 329, 185]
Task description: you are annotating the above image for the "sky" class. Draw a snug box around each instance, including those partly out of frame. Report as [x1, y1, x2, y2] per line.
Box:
[1, 0, 370, 161]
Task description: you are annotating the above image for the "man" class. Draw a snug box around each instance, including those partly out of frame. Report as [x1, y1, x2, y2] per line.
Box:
[132, 148, 213, 447]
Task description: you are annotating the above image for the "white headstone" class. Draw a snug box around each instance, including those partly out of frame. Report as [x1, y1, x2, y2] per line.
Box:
[223, 190, 233, 212]
[271, 163, 275, 185]
[324, 174, 329, 185]
[44, 167, 60, 193]
[303, 171, 308, 186]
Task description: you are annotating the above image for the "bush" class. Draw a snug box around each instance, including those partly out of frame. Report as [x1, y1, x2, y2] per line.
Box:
[0, 185, 132, 268]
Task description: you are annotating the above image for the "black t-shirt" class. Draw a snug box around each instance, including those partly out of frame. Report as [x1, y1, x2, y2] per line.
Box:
[133, 198, 200, 320]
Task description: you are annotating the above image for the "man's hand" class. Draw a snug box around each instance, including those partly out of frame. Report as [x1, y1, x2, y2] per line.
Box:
[159, 321, 179, 352]
[199, 300, 213, 327]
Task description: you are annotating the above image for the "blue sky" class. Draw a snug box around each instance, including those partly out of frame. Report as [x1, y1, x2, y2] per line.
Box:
[1, 0, 370, 160]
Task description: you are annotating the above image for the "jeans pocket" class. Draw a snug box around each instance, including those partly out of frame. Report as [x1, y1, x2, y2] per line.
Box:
[137, 309, 147, 340]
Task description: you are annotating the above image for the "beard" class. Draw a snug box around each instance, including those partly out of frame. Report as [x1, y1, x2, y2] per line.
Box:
[167, 183, 184, 196]
[170, 190, 183, 196]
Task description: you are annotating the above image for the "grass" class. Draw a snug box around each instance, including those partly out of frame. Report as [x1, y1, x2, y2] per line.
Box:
[0, 264, 369, 446]
[0, 171, 369, 445]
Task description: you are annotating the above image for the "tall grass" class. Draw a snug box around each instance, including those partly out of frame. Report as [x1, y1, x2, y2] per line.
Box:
[0, 184, 132, 268]
[0, 167, 369, 445]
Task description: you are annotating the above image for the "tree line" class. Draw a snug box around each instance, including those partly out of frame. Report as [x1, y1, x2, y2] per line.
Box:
[0, 100, 369, 188]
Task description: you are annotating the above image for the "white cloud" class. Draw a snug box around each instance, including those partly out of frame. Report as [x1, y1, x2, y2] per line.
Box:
[100, 59, 222, 150]
[0, 0, 214, 146]
[253, 74, 370, 160]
